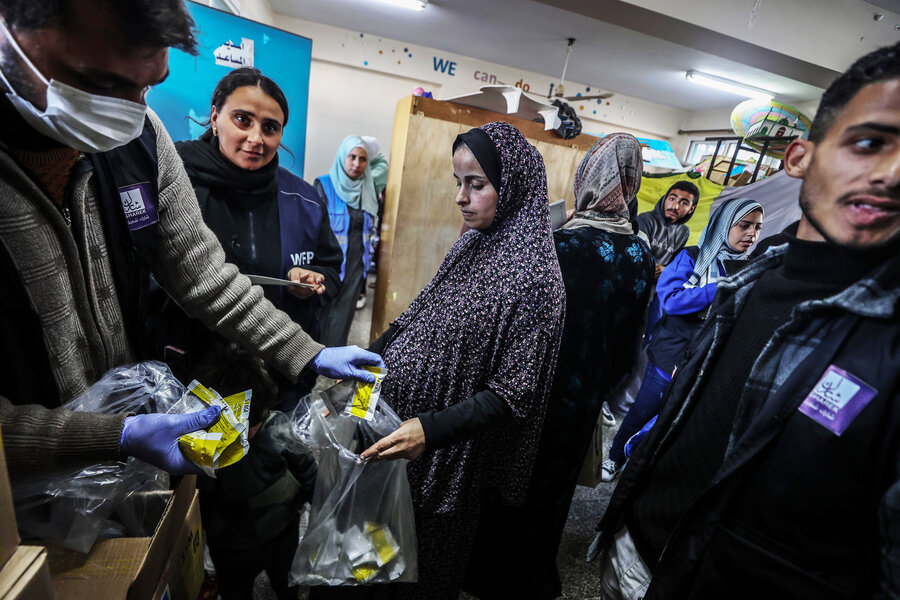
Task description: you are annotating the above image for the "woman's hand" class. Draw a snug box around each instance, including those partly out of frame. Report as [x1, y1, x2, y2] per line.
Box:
[360, 418, 426, 461]
[287, 267, 325, 299]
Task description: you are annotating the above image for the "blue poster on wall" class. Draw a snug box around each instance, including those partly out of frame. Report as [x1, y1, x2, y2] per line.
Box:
[635, 137, 683, 170]
[146, 1, 311, 177]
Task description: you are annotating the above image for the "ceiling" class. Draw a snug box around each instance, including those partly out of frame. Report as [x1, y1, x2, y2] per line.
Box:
[267, 0, 846, 110]
[865, 0, 900, 13]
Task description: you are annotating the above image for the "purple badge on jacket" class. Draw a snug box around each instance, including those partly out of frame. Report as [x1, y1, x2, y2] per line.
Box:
[798, 365, 877, 435]
[118, 182, 158, 230]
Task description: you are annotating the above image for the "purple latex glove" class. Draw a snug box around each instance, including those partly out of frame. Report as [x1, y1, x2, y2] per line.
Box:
[311, 346, 384, 382]
[120, 406, 221, 475]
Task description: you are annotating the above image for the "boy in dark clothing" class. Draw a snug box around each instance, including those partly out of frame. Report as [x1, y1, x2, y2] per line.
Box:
[192, 344, 316, 600]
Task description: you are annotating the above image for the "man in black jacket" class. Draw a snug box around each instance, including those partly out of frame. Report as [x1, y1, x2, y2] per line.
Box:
[591, 41, 900, 599]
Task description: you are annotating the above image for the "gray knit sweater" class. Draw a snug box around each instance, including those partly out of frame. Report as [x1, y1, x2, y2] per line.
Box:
[0, 109, 323, 475]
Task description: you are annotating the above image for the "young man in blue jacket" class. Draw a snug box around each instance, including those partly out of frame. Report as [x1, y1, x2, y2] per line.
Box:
[592, 41, 900, 599]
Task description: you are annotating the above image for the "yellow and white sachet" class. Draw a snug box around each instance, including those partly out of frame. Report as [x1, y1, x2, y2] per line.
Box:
[177, 380, 252, 475]
[344, 366, 387, 421]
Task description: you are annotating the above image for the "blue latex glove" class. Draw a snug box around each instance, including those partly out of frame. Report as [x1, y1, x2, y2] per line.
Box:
[120, 406, 222, 475]
[311, 346, 385, 382]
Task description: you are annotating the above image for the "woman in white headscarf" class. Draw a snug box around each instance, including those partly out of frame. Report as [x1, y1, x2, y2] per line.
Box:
[602, 196, 764, 482]
[315, 136, 380, 346]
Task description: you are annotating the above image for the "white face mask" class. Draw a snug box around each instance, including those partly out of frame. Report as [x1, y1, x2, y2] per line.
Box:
[0, 18, 147, 153]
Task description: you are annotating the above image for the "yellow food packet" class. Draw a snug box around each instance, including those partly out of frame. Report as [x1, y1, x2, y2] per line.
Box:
[351, 563, 378, 583]
[215, 390, 251, 468]
[178, 382, 252, 473]
[224, 391, 251, 430]
[178, 431, 222, 469]
[216, 438, 246, 469]
[364, 522, 399, 567]
[205, 388, 243, 449]
[345, 367, 387, 421]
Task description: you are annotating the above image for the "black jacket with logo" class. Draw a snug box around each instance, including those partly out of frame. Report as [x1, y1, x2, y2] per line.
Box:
[597, 245, 900, 599]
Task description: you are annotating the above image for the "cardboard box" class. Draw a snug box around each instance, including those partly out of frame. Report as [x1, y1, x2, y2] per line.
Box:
[151, 492, 203, 600]
[36, 475, 199, 600]
[0, 545, 54, 600]
[0, 425, 20, 570]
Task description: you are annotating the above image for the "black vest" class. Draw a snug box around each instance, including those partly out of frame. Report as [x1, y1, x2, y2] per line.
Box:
[88, 119, 162, 361]
[0, 120, 163, 407]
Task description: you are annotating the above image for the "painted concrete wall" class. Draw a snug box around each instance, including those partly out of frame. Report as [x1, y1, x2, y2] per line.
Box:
[272, 14, 690, 178]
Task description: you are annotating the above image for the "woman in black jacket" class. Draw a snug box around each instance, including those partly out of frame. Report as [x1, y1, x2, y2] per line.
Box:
[175, 67, 342, 404]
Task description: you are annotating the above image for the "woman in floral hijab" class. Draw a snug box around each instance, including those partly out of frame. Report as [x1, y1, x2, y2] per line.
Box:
[354, 121, 566, 598]
[466, 133, 655, 599]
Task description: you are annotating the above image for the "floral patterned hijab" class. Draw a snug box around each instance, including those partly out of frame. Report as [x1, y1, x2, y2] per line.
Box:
[563, 133, 642, 235]
[382, 121, 566, 511]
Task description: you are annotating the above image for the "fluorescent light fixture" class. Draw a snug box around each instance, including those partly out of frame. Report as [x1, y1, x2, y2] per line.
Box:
[685, 70, 774, 101]
[374, 0, 428, 10]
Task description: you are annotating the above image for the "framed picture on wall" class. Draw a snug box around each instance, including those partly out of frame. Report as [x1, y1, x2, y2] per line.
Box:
[147, 1, 312, 177]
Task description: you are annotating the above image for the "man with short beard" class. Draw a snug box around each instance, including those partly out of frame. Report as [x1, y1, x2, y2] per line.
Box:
[637, 180, 699, 280]
[592, 40, 900, 599]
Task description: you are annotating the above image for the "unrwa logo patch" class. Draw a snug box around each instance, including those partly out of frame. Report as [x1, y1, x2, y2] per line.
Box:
[118, 182, 158, 231]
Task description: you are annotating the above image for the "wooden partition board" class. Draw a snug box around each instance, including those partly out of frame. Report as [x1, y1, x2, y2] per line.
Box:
[370, 95, 599, 341]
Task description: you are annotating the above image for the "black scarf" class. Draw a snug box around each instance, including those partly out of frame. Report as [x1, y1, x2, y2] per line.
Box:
[176, 132, 279, 207]
[175, 133, 281, 275]
[453, 128, 502, 192]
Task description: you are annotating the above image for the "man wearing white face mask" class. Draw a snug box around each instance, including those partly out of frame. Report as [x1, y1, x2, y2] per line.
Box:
[0, 0, 383, 477]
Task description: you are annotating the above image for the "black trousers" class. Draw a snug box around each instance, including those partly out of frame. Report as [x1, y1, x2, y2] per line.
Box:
[208, 518, 300, 600]
[319, 208, 365, 347]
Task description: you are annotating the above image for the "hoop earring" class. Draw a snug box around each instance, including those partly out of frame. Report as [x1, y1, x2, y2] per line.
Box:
[212, 126, 218, 137]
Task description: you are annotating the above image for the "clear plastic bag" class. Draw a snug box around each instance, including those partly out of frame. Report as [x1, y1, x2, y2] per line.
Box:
[11, 361, 179, 553]
[288, 380, 418, 586]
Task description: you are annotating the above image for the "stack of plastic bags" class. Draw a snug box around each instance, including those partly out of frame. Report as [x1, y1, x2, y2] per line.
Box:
[12, 362, 179, 552]
[11, 361, 253, 552]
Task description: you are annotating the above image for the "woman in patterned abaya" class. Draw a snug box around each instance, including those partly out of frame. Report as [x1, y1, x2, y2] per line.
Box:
[354, 121, 566, 599]
[464, 133, 654, 599]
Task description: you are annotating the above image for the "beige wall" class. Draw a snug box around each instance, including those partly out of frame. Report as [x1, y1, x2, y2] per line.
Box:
[212, 0, 830, 174]
[304, 60, 445, 181]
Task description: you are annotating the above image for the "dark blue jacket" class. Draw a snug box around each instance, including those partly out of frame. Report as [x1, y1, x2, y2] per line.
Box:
[271, 169, 343, 336]
[191, 166, 343, 340]
[648, 247, 719, 375]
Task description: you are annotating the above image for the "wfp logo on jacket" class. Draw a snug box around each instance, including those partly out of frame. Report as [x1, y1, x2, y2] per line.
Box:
[290, 251, 316, 267]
